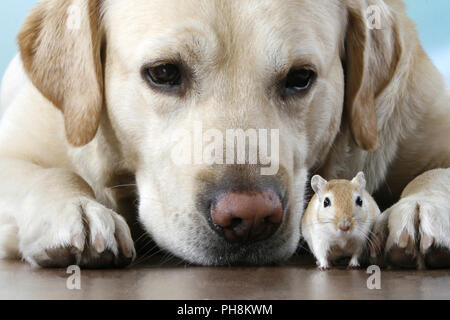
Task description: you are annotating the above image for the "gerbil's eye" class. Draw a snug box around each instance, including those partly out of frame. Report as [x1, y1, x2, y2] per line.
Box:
[324, 197, 331, 208]
[356, 196, 363, 207]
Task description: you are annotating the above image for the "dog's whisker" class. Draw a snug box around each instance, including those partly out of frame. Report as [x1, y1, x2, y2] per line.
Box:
[133, 232, 149, 244]
[110, 184, 138, 189]
[131, 244, 164, 267]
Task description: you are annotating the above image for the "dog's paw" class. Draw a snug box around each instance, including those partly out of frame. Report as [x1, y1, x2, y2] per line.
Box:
[20, 197, 136, 268]
[377, 195, 450, 269]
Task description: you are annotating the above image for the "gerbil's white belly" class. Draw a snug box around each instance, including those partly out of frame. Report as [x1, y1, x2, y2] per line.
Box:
[328, 238, 358, 260]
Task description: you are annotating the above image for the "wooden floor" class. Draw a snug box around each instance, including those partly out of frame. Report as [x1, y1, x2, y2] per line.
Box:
[1, 254, 449, 300]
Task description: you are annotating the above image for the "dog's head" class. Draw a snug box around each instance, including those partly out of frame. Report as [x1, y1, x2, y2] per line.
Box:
[18, 0, 401, 265]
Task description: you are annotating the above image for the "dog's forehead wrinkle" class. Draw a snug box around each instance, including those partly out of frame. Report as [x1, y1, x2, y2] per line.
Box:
[104, 0, 342, 73]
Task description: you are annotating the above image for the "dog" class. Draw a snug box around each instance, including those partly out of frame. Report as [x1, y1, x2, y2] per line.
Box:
[0, 0, 448, 268]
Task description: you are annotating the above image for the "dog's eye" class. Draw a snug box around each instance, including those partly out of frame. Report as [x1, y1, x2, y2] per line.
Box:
[143, 63, 182, 88]
[356, 196, 363, 207]
[283, 68, 315, 97]
[324, 197, 331, 208]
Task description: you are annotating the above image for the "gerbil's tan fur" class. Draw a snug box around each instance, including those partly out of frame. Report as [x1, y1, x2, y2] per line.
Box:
[302, 173, 381, 269]
[323, 180, 362, 229]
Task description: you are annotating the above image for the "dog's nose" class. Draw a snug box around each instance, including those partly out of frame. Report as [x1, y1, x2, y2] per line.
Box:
[210, 190, 283, 243]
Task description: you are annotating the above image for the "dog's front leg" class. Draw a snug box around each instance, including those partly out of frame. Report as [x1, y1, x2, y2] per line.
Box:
[373, 168, 450, 269]
[0, 157, 136, 268]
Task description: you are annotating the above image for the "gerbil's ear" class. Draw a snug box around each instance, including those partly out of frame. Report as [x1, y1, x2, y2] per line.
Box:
[311, 175, 327, 196]
[343, 0, 401, 151]
[18, 0, 104, 147]
[352, 171, 366, 190]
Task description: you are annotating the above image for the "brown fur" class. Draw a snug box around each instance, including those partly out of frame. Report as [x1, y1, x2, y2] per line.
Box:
[18, 0, 104, 146]
[344, 0, 401, 151]
[324, 180, 359, 227]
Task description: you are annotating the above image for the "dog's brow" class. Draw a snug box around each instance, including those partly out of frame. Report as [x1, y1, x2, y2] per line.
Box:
[268, 48, 323, 78]
[134, 24, 221, 66]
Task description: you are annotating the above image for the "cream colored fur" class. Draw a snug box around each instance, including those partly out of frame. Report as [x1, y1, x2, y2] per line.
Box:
[0, 0, 448, 267]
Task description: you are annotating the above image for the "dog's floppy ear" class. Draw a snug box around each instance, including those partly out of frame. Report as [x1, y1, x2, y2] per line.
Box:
[343, 0, 401, 151]
[18, 0, 104, 146]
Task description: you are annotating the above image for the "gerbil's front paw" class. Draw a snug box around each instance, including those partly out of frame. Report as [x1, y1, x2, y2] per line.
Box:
[318, 266, 330, 271]
[381, 196, 450, 269]
[347, 259, 361, 270]
[316, 260, 330, 271]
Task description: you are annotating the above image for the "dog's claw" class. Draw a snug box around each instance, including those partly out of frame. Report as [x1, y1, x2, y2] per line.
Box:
[94, 234, 106, 254]
[398, 228, 410, 249]
[117, 234, 133, 259]
[420, 234, 434, 254]
[71, 234, 85, 252]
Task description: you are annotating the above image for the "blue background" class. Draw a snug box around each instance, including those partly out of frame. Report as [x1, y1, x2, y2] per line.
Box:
[1, 0, 449, 82]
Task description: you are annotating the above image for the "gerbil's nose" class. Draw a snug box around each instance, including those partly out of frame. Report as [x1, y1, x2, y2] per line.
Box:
[210, 190, 283, 243]
[338, 219, 352, 232]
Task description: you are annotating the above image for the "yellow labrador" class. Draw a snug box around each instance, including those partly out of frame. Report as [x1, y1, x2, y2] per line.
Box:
[0, 0, 448, 268]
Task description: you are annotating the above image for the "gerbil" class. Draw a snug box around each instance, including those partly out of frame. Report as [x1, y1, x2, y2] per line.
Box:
[301, 172, 380, 270]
